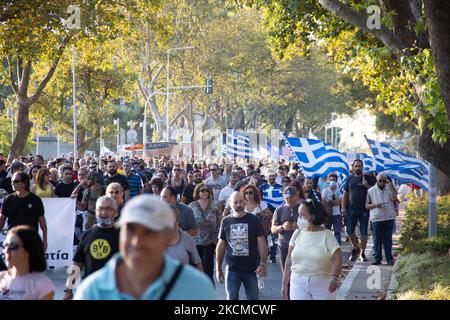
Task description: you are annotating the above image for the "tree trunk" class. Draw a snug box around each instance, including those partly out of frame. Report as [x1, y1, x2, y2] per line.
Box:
[8, 97, 33, 162]
[423, 0, 450, 124]
[283, 115, 295, 138]
[418, 126, 450, 178]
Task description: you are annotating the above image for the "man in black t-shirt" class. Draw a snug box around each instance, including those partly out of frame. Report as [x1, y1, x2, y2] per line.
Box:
[181, 169, 203, 205]
[216, 191, 268, 300]
[63, 195, 120, 300]
[342, 159, 376, 262]
[104, 161, 130, 202]
[55, 166, 78, 197]
[0, 171, 48, 250]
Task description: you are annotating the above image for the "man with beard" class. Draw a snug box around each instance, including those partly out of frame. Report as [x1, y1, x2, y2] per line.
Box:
[342, 159, 376, 262]
[304, 177, 322, 203]
[218, 172, 241, 216]
[366, 173, 399, 265]
[104, 161, 130, 202]
[181, 169, 203, 205]
[215, 191, 268, 300]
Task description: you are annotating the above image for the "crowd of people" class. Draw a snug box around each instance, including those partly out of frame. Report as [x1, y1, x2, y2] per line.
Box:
[0, 151, 401, 300]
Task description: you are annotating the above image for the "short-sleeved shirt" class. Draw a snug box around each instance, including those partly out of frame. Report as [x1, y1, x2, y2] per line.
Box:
[166, 230, 202, 266]
[82, 187, 106, 213]
[322, 187, 342, 216]
[73, 225, 120, 278]
[189, 200, 219, 246]
[219, 213, 265, 273]
[272, 204, 299, 248]
[289, 228, 340, 276]
[204, 176, 227, 201]
[74, 253, 216, 300]
[218, 186, 234, 205]
[55, 181, 77, 197]
[344, 175, 376, 211]
[176, 203, 198, 232]
[0, 271, 55, 300]
[125, 173, 143, 198]
[1, 193, 45, 230]
[104, 174, 130, 191]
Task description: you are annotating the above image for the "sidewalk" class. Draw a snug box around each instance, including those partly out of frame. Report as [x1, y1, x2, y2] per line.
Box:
[337, 205, 404, 300]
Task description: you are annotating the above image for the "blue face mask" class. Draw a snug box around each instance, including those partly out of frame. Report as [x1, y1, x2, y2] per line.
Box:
[96, 217, 115, 227]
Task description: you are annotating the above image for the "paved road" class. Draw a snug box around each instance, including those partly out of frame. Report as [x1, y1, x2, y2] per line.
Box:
[47, 233, 354, 300]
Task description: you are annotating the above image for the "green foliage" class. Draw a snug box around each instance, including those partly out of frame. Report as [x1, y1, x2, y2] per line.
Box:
[400, 195, 450, 255]
[393, 253, 450, 297]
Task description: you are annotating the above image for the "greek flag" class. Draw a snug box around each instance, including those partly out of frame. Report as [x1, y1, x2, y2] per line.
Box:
[365, 137, 429, 191]
[284, 137, 349, 178]
[223, 129, 253, 159]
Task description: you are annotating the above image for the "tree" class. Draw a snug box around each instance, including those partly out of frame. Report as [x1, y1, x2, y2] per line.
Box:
[0, 0, 162, 161]
[244, 0, 450, 177]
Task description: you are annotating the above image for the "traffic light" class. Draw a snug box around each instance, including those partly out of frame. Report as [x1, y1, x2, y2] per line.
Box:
[205, 79, 213, 94]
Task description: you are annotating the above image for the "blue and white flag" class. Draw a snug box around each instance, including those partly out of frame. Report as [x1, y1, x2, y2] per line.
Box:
[365, 137, 429, 191]
[284, 137, 350, 178]
[223, 129, 254, 159]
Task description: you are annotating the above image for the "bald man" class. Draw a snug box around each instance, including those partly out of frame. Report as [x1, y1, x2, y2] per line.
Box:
[366, 174, 399, 266]
[215, 191, 268, 300]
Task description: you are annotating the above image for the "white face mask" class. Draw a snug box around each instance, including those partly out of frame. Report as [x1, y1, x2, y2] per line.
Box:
[329, 181, 337, 188]
[297, 217, 310, 230]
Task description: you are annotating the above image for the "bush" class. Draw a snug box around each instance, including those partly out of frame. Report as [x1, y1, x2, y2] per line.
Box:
[397, 284, 450, 300]
[400, 194, 450, 255]
[393, 253, 450, 294]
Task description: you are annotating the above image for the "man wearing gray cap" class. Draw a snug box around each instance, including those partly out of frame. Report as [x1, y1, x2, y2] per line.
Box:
[74, 194, 216, 300]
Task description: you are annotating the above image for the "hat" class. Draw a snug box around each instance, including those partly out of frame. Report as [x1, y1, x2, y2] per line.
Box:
[116, 195, 176, 231]
[283, 186, 297, 197]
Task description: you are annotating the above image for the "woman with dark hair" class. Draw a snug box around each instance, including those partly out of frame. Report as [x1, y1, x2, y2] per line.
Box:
[242, 184, 273, 235]
[149, 177, 164, 196]
[289, 180, 306, 205]
[189, 183, 220, 284]
[281, 176, 291, 189]
[0, 225, 55, 300]
[28, 164, 42, 189]
[31, 168, 54, 198]
[281, 199, 342, 300]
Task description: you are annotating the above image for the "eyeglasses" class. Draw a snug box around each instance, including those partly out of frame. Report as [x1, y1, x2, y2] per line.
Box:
[199, 189, 209, 193]
[11, 180, 21, 184]
[96, 207, 115, 211]
[244, 191, 254, 195]
[4, 242, 22, 251]
[210, 168, 217, 171]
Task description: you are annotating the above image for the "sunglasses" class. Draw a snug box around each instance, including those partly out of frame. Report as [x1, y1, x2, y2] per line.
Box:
[378, 180, 388, 183]
[199, 189, 209, 193]
[4, 242, 22, 251]
[245, 191, 254, 195]
[210, 168, 218, 171]
[11, 180, 22, 184]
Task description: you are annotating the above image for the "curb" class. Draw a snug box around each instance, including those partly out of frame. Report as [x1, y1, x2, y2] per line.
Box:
[386, 269, 397, 300]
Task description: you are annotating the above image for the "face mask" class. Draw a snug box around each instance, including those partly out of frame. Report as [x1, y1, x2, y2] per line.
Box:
[108, 169, 117, 175]
[329, 181, 337, 188]
[297, 217, 309, 230]
[97, 217, 115, 227]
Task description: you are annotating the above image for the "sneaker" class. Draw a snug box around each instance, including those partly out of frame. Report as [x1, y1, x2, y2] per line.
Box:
[387, 260, 395, 266]
[371, 261, 382, 265]
[269, 256, 276, 264]
[349, 248, 360, 262]
[360, 252, 368, 262]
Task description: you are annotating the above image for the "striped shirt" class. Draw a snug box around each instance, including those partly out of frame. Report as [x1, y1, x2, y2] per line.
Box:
[126, 173, 143, 198]
[259, 183, 284, 212]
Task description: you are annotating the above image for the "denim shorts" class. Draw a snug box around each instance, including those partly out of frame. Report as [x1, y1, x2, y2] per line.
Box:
[346, 208, 369, 240]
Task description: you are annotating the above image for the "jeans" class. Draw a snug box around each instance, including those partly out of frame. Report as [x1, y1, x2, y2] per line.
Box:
[196, 244, 215, 286]
[225, 268, 258, 300]
[372, 219, 394, 262]
[326, 215, 342, 245]
[290, 274, 336, 300]
[346, 208, 369, 241]
[269, 232, 278, 258]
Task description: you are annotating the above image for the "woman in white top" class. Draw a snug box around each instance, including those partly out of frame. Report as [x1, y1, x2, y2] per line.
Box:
[282, 198, 342, 300]
[0, 225, 55, 300]
[243, 184, 273, 235]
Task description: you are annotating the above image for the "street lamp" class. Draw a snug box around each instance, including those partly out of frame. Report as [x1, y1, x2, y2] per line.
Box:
[167, 46, 195, 141]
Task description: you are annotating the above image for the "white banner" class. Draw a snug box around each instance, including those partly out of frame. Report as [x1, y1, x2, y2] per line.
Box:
[1, 198, 76, 268]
